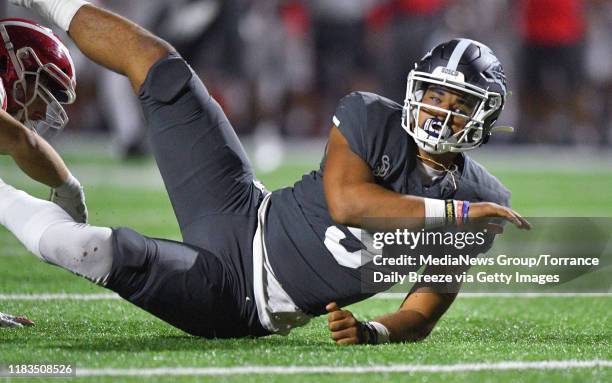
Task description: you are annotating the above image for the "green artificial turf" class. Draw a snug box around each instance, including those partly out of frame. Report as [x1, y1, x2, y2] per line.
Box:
[1, 154, 611, 382]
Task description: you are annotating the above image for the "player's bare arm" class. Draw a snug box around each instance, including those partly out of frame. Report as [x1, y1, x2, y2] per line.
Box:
[323, 125, 426, 226]
[67, 4, 173, 92]
[327, 264, 464, 345]
[326, 289, 454, 345]
[9, 0, 173, 92]
[379, 288, 455, 342]
[0, 108, 69, 188]
[324, 125, 531, 230]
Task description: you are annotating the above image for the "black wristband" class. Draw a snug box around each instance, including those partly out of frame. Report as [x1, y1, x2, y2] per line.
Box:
[359, 321, 379, 345]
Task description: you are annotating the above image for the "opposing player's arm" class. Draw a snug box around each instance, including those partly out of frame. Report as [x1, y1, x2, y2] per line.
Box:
[0, 109, 69, 188]
[323, 125, 530, 229]
[0, 109, 87, 222]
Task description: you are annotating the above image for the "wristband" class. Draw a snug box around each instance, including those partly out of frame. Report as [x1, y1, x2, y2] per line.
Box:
[360, 321, 390, 344]
[425, 198, 470, 227]
[445, 199, 455, 223]
[447, 199, 473, 225]
[461, 200, 470, 222]
[423, 198, 445, 228]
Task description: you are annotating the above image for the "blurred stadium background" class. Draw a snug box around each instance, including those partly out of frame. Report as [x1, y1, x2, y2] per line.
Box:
[3, 0, 612, 161]
[1, 1, 611, 381]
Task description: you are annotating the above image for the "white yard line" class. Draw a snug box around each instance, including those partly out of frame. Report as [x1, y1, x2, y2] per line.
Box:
[75, 360, 612, 377]
[0, 292, 610, 301]
[377, 292, 612, 299]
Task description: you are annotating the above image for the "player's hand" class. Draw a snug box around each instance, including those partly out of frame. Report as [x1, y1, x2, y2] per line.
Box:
[468, 202, 531, 230]
[50, 180, 88, 223]
[326, 302, 362, 345]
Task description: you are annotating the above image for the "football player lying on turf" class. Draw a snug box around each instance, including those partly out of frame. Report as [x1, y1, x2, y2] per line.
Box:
[2, 0, 530, 345]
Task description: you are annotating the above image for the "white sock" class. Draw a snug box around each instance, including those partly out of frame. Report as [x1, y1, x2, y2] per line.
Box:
[39, 222, 113, 285]
[11, 0, 90, 31]
[0, 178, 113, 284]
[0, 180, 66, 256]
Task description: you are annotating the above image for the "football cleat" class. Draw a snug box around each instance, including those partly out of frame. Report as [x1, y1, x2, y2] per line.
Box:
[0, 311, 35, 328]
[0, 18, 76, 137]
[402, 38, 508, 154]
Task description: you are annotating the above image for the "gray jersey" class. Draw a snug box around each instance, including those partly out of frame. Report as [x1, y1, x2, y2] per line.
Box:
[265, 92, 511, 316]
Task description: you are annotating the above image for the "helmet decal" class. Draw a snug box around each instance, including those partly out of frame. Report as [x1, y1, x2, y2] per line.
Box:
[445, 39, 472, 71]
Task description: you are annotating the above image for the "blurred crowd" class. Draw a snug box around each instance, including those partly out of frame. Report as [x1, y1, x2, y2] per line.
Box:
[4, 0, 612, 156]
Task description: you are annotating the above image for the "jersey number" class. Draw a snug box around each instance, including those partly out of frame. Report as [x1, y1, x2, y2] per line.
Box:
[324, 226, 376, 269]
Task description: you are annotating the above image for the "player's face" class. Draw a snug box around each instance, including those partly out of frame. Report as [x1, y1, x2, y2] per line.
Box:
[418, 85, 479, 134]
[15, 73, 62, 123]
[24, 96, 48, 122]
[13, 86, 47, 122]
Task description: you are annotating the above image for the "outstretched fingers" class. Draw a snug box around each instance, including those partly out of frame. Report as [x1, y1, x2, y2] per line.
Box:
[503, 207, 532, 230]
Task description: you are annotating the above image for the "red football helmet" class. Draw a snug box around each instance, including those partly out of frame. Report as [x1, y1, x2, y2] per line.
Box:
[0, 18, 76, 136]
